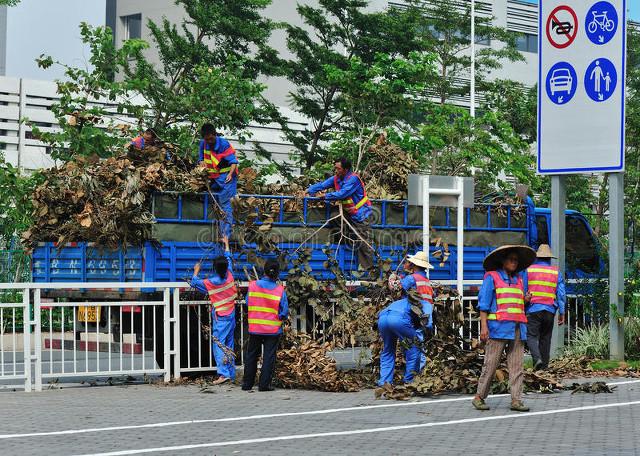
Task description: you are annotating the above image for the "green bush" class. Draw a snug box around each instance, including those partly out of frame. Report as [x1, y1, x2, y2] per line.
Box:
[564, 319, 640, 359]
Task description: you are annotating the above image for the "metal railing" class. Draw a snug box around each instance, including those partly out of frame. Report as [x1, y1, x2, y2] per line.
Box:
[0, 279, 598, 392]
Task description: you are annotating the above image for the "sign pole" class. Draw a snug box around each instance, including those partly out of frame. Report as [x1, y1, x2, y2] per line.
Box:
[456, 177, 464, 301]
[609, 172, 625, 360]
[550, 175, 566, 358]
[422, 176, 430, 279]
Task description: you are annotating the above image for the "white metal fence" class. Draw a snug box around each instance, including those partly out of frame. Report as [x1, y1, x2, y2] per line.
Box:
[0, 279, 597, 392]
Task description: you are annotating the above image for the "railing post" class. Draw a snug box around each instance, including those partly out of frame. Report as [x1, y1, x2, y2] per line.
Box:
[22, 288, 32, 392]
[172, 288, 181, 380]
[33, 288, 42, 392]
[163, 287, 171, 382]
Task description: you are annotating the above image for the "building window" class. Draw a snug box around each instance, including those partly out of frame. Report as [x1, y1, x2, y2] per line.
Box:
[121, 14, 142, 40]
[515, 33, 538, 53]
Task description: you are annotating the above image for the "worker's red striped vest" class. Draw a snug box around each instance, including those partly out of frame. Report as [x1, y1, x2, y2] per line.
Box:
[485, 271, 527, 323]
[527, 264, 559, 306]
[411, 273, 433, 303]
[202, 142, 237, 179]
[333, 172, 371, 216]
[247, 281, 284, 334]
[131, 136, 144, 149]
[204, 272, 237, 317]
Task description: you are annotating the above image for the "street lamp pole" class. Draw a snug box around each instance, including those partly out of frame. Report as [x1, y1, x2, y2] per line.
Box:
[470, 0, 476, 117]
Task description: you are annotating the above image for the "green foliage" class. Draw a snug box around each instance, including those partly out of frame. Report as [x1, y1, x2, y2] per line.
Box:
[0, 160, 43, 247]
[325, 52, 437, 170]
[121, 0, 280, 157]
[31, 23, 148, 161]
[284, 0, 421, 169]
[564, 325, 610, 359]
[0, 0, 20, 5]
[483, 80, 537, 144]
[625, 26, 640, 259]
[403, 0, 524, 105]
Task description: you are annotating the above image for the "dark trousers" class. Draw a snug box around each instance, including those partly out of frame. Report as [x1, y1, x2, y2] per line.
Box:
[351, 217, 374, 270]
[242, 333, 280, 390]
[527, 311, 556, 367]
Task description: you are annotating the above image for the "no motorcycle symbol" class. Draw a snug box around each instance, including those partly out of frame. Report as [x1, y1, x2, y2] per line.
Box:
[546, 5, 578, 49]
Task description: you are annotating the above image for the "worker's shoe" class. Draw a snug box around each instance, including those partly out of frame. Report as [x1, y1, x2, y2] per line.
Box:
[472, 397, 490, 411]
[510, 401, 530, 412]
[212, 376, 230, 385]
[258, 386, 275, 392]
[533, 359, 544, 371]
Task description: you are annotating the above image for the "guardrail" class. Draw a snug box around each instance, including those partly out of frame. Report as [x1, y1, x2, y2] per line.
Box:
[0, 279, 597, 392]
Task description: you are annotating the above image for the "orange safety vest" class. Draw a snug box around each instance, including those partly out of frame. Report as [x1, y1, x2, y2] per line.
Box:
[411, 273, 434, 303]
[486, 271, 527, 323]
[333, 173, 372, 216]
[204, 271, 237, 317]
[131, 136, 144, 149]
[527, 264, 559, 306]
[247, 281, 284, 334]
[202, 142, 237, 179]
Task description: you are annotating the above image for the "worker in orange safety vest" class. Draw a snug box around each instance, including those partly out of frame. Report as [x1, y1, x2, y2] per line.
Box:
[241, 258, 289, 392]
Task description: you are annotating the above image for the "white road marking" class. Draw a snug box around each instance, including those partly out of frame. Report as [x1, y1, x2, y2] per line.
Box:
[0, 393, 508, 440]
[3, 378, 640, 441]
[76, 399, 640, 456]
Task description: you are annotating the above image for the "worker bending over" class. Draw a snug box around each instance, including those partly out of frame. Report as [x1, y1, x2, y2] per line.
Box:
[242, 259, 289, 392]
[190, 239, 237, 385]
[400, 251, 435, 371]
[306, 157, 374, 271]
[131, 128, 157, 149]
[199, 123, 239, 245]
[524, 244, 566, 370]
[472, 244, 536, 412]
[377, 277, 433, 386]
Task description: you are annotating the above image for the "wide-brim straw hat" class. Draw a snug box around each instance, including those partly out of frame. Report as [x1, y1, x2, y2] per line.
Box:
[407, 251, 434, 269]
[536, 244, 557, 259]
[483, 245, 537, 273]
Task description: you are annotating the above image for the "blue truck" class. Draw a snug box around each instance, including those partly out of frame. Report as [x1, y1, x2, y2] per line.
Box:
[32, 192, 603, 287]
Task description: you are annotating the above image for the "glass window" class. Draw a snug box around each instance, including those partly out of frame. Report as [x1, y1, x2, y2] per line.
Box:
[565, 216, 599, 274]
[122, 14, 142, 40]
[515, 33, 538, 53]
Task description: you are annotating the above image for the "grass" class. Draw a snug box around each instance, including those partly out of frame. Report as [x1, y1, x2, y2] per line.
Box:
[590, 360, 640, 370]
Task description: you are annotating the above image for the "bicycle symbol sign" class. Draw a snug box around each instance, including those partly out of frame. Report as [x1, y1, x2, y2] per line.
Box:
[585, 1, 618, 45]
[546, 5, 578, 49]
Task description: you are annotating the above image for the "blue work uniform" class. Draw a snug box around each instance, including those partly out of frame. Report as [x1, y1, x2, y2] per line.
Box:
[401, 269, 431, 371]
[477, 269, 527, 340]
[307, 172, 372, 223]
[377, 297, 433, 386]
[523, 260, 566, 316]
[190, 251, 236, 379]
[199, 136, 239, 238]
[243, 277, 289, 334]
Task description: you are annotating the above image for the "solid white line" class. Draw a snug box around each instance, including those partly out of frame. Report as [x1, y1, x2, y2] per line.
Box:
[0, 393, 508, 440]
[605, 379, 640, 386]
[76, 399, 640, 456]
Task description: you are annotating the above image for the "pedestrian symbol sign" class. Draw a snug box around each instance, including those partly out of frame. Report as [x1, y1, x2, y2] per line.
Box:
[585, 1, 618, 45]
[584, 58, 617, 102]
[538, 0, 626, 174]
[546, 5, 578, 49]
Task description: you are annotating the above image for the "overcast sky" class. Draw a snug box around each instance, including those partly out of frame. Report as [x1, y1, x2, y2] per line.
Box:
[5, 0, 105, 80]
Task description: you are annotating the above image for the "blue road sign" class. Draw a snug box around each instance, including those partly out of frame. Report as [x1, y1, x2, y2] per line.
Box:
[585, 1, 618, 45]
[545, 61, 577, 105]
[584, 58, 617, 102]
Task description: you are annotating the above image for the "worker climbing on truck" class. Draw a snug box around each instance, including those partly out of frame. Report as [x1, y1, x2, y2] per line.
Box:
[190, 238, 238, 385]
[472, 244, 536, 412]
[306, 157, 374, 271]
[131, 128, 158, 150]
[524, 244, 566, 371]
[199, 123, 239, 245]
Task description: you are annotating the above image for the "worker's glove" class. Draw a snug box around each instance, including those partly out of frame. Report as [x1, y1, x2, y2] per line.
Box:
[388, 273, 401, 292]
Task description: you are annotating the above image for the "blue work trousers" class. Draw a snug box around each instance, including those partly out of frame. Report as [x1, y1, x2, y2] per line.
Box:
[212, 312, 236, 380]
[210, 177, 237, 238]
[377, 310, 421, 386]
